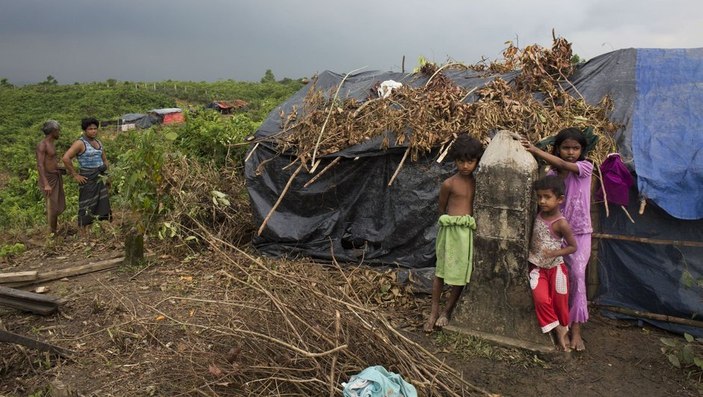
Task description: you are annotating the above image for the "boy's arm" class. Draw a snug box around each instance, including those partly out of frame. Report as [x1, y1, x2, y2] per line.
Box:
[546, 219, 578, 258]
[519, 138, 580, 174]
[437, 179, 450, 215]
[36, 141, 51, 194]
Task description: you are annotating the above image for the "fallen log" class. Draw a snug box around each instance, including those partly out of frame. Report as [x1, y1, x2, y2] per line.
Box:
[0, 329, 72, 358]
[0, 285, 61, 315]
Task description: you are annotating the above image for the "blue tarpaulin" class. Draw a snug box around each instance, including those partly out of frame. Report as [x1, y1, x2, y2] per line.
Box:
[632, 48, 703, 220]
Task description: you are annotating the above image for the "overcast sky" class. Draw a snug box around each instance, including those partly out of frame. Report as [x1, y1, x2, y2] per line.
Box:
[1, 0, 701, 84]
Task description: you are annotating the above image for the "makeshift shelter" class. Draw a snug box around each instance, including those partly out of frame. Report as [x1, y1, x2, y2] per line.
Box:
[245, 47, 703, 336]
[151, 108, 184, 125]
[206, 100, 249, 114]
[119, 113, 160, 131]
[568, 48, 703, 336]
[207, 101, 234, 114]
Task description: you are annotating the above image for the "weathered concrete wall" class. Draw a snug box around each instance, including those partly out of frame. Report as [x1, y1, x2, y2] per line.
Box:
[451, 130, 552, 349]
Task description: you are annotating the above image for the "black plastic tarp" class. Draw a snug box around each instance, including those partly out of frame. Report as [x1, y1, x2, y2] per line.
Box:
[121, 113, 160, 129]
[246, 69, 510, 268]
[247, 144, 454, 268]
[596, 185, 703, 337]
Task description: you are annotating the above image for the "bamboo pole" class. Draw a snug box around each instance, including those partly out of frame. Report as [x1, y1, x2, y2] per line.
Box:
[388, 148, 410, 187]
[621, 205, 635, 223]
[257, 163, 304, 236]
[594, 162, 610, 217]
[436, 134, 458, 163]
[639, 197, 647, 215]
[425, 62, 461, 88]
[595, 304, 703, 329]
[244, 142, 260, 163]
[311, 66, 367, 166]
[592, 233, 703, 248]
[303, 157, 341, 188]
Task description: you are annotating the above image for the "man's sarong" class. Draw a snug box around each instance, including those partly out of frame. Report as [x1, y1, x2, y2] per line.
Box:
[435, 214, 476, 286]
[40, 171, 66, 218]
[78, 166, 111, 226]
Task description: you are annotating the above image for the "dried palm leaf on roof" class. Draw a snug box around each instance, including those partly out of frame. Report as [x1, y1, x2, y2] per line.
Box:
[254, 34, 617, 234]
[266, 34, 616, 167]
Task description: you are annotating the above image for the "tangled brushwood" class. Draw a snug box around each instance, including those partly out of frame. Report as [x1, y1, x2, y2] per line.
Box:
[142, 228, 491, 396]
[268, 33, 618, 166]
[160, 155, 253, 249]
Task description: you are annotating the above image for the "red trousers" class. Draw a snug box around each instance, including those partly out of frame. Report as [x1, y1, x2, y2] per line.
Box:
[529, 263, 570, 333]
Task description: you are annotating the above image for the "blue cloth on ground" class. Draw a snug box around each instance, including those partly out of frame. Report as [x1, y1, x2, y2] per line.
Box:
[632, 48, 703, 220]
[342, 365, 417, 397]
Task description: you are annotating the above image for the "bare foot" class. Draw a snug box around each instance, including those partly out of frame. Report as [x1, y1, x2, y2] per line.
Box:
[435, 315, 449, 328]
[424, 314, 438, 333]
[555, 325, 571, 352]
[571, 335, 586, 351]
[570, 323, 586, 351]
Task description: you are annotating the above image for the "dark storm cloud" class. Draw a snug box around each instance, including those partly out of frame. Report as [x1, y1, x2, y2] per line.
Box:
[0, 0, 701, 84]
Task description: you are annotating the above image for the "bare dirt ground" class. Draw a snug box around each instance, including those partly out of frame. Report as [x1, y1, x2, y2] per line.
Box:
[1, 228, 701, 397]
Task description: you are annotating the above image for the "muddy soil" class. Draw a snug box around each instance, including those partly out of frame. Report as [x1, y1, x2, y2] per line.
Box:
[1, 232, 700, 397]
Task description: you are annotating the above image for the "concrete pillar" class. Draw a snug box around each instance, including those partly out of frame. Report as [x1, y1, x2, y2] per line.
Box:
[449, 130, 553, 351]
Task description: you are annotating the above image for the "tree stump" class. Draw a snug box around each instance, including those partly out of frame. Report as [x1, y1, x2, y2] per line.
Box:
[124, 228, 144, 267]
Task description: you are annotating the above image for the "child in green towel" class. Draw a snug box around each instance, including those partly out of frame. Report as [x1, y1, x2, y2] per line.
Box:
[424, 134, 483, 333]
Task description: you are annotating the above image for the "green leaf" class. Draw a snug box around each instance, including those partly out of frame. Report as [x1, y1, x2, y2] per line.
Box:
[660, 338, 678, 347]
[164, 132, 178, 141]
[681, 270, 694, 288]
[694, 357, 703, 369]
[684, 333, 694, 343]
[682, 345, 694, 365]
[217, 197, 230, 207]
[668, 354, 681, 368]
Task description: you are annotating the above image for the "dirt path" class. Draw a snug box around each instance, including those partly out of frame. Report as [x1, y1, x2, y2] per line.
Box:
[1, 237, 700, 396]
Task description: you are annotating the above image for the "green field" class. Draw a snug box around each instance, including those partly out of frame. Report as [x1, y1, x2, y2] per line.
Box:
[0, 76, 304, 234]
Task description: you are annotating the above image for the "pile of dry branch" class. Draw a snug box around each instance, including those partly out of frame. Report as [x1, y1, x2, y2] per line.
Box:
[140, 228, 492, 396]
[160, 154, 253, 247]
[267, 33, 617, 167]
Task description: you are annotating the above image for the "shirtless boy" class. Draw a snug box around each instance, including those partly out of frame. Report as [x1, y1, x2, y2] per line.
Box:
[424, 134, 483, 332]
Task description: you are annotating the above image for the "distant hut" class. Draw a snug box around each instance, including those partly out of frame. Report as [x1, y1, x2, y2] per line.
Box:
[151, 108, 184, 125]
[207, 101, 234, 114]
[206, 100, 249, 114]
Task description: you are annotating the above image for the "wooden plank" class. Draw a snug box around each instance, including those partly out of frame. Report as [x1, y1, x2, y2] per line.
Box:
[0, 329, 72, 357]
[443, 325, 555, 353]
[6, 257, 124, 288]
[0, 271, 38, 284]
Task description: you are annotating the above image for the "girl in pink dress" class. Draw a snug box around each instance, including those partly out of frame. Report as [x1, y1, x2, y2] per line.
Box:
[521, 128, 592, 351]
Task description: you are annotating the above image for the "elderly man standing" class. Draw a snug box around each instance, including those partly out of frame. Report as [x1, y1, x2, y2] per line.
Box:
[36, 120, 66, 234]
